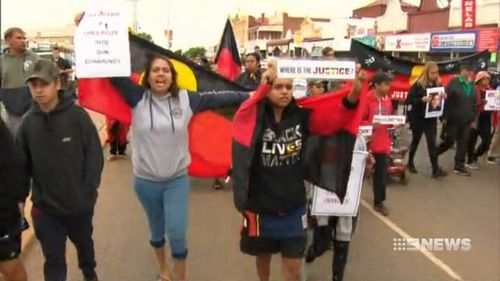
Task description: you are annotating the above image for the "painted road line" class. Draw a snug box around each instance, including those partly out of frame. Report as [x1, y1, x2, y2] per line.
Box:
[361, 199, 464, 281]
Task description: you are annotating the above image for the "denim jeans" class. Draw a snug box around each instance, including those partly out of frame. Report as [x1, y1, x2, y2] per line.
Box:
[134, 174, 189, 259]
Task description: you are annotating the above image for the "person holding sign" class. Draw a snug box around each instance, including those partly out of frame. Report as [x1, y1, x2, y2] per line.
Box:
[232, 61, 364, 281]
[406, 62, 447, 178]
[361, 72, 393, 216]
[437, 63, 478, 176]
[466, 71, 495, 169]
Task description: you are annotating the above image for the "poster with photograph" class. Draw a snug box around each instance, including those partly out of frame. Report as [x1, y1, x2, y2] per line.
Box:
[484, 90, 500, 111]
[425, 87, 445, 118]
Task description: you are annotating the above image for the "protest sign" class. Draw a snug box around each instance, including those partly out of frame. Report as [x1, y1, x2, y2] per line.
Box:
[484, 90, 500, 111]
[425, 87, 445, 118]
[373, 115, 406, 125]
[311, 150, 369, 217]
[276, 59, 356, 80]
[75, 3, 131, 78]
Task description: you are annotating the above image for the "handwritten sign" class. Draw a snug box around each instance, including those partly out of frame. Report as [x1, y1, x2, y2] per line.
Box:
[359, 126, 373, 137]
[425, 87, 445, 118]
[277, 59, 356, 80]
[75, 4, 131, 78]
[373, 115, 406, 125]
[484, 90, 500, 111]
[311, 150, 368, 217]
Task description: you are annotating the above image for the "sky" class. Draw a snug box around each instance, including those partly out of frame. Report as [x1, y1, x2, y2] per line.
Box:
[1, 0, 442, 50]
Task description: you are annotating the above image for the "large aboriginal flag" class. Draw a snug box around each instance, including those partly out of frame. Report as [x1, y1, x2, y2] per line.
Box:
[78, 33, 249, 178]
[350, 40, 490, 101]
[214, 19, 241, 81]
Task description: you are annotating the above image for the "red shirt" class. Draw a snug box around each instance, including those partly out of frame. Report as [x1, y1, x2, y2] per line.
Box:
[361, 90, 393, 154]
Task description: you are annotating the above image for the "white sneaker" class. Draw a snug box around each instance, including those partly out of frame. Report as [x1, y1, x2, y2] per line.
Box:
[108, 154, 117, 161]
[465, 162, 479, 170]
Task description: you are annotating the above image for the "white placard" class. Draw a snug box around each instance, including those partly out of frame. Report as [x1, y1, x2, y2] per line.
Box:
[425, 87, 446, 118]
[484, 90, 500, 111]
[277, 60, 356, 80]
[75, 4, 131, 78]
[359, 126, 373, 137]
[292, 78, 308, 99]
[373, 115, 406, 125]
[311, 150, 369, 217]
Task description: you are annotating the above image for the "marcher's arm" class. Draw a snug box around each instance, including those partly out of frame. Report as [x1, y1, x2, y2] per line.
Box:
[188, 91, 250, 114]
[407, 83, 425, 105]
[109, 77, 145, 108]
[80, 110, 104, 192]
[14, 123, 32, 200]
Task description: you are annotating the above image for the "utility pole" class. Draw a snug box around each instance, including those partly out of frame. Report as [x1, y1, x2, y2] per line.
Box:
[127, 0, 140, 32]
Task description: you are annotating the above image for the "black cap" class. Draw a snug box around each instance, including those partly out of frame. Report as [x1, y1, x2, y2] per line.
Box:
[370, 72, 392, 86]
[25, 59, 60, 84]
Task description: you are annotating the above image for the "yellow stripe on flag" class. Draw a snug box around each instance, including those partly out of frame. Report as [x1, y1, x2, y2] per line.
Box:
[410, 65, 424, 85]
[136, 59, 198, 92]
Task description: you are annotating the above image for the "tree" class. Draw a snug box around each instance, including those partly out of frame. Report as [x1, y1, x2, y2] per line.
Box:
[183, 47, 206, 59]
[174, 49, 183, 55]
[136, 32, 153, 43]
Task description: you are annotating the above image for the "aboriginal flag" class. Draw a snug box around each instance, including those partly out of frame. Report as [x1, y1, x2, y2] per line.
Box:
[214, 19, 241, 81]
[350, 40, 490, 101]
[78, 33, 248, 178]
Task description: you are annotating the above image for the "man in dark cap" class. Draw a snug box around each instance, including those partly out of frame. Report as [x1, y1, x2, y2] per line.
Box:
[437, 63, 478, 176]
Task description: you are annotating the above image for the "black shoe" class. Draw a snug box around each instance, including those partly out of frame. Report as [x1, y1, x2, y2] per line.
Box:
[212, 179, 223, 190]
[374, 203, 389, 216]
[407, 164, 418, 174]
[305, 246, 316, 263]
[453, 166, 471, 176]
[432, 167, 448, 178]
[84, 272, 98, 281]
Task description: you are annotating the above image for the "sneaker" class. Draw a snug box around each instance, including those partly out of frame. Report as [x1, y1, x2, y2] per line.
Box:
[118, 152, 128, 159]
[453, 166, 471, 176]
[465, 162, 479, 170]
[432, 167, 448, 178]
[407, 164, 418, 174]
[107, 154, 117, 161]
[374, 203, 389, 216]
[486, 157, 499, 164]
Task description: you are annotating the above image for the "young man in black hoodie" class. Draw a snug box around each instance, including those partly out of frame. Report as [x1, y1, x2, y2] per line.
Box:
[0, 118, 28, 281]
[437, 64, 477, 176]
[17, 59, 104, 281]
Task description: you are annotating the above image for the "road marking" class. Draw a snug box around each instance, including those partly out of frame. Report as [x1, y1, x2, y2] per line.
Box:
[361, 199, 464, 281]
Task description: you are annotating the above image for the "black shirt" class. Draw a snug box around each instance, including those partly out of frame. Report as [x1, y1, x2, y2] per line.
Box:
[246, 100, 310, 214]
[236, 70, 262, 91]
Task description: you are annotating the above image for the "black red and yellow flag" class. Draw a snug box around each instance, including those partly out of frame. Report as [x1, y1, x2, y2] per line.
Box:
[78, 33, 248, 178]
[214, 19, 241, 81]
[350, 40, 490, 100]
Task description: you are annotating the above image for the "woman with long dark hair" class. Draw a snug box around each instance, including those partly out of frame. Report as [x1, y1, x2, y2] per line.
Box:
[108, 55, 250, 281]
[406, 61, 447, 178]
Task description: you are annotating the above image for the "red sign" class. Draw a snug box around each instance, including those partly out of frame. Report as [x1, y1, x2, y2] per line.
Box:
[462, 0, 476, 30]
[477, 28, 500, 52]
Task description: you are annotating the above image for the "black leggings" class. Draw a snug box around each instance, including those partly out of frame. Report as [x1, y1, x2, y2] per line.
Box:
[467, 112, 493, 163]
[408, 120, 438, 172]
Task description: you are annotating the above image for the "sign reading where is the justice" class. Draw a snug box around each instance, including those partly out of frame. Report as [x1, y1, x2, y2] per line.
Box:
[75, 3, 131, 78]
[277, 60, 356, 80]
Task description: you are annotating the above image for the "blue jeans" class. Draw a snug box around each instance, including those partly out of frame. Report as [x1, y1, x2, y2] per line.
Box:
[134, 175, 189, 260]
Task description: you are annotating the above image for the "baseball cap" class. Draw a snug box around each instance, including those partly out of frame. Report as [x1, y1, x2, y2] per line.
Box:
[475, 71, 491, 84]
[370, 72, 393, 86]
[25, 59, 60, 84]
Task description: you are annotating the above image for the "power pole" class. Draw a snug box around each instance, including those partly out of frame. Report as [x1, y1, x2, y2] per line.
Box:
[127, 0, 140, 32]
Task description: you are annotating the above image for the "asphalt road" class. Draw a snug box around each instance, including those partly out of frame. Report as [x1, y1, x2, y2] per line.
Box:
[17, 134, 500, 281]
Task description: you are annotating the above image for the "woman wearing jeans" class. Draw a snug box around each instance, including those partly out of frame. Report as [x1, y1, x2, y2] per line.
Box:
[109, 56, 249, 281]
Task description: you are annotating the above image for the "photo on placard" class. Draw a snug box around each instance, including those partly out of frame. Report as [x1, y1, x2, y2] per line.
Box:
[484, 90, 500, 111]
[425, 87, 445, 118]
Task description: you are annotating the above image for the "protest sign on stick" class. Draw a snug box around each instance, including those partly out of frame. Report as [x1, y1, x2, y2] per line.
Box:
[75, 3, 131, 78]
[277, 59, 356, 80]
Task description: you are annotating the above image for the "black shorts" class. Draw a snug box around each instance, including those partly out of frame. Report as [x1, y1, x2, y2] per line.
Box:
[0, 234, 21, 262]
[240, 234, 306, 259]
